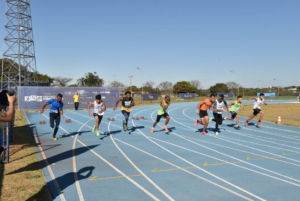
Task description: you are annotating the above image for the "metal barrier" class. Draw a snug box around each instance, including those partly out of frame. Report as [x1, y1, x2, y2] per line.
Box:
[0, 108, 13, 164]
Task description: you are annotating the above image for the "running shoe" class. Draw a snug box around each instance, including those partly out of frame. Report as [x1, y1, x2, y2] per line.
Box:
[52, 136, 57, 141]
[245, 120, 248, 126]
[163, 126, 169, 132]
[195, 120, 198, 127]
[209, 117, 213, 123]
[92, 126, 96, 133]
[50, 127, 54, 130]
[151, 128, 154, 133]
[201, 132, 208, 135]
[236, 126, 241, 130]
[258, 121, 263, 126]
[215, 132, 219, 136]
[96, 131, 100, 136]
[126, 127, 130, 131]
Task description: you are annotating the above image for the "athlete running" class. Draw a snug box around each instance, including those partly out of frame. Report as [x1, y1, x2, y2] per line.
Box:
[88, 94, 106, 136]
[245, 93, 267, 126]
[113, 91, 135, 131]
[195, 94, 215, 135]
[40, 93, 64, 140]
[151, 95, 171, 133]
[211, 94, 229, 135]
[224, 95, 244, 129]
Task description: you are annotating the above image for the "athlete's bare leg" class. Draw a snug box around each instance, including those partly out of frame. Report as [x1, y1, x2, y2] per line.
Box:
[259, 111, 264, 121]
[202, 116, 209, 132]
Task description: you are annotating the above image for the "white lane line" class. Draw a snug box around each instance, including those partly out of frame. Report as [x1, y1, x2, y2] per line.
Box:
[180, 107, 300, 163]
[155, 110, 300, 186]
[113, 139, 255, 201]
[132, 111, 264, 201]
[108, 110, 174, 201]
[73, 118, 94, 201]
[24, 112, 67, 201]
[42, 113, 159, 200]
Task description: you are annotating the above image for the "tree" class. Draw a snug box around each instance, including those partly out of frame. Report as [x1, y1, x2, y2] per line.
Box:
[144, 81, 156, 90]
[158, 81, 173, 91]
[189, 80, 202, 89]
[209, 83, 229, 94]
[32, 72, 55, 85]
[173, 81, 197, 93]
[226, 81, 239, 93]
[68, 84, 78, 87]
[110, 80, 125, 89]
[53, 76, 72, 87]
[76, 72, 104, 87]
[126, 85, 139, 91]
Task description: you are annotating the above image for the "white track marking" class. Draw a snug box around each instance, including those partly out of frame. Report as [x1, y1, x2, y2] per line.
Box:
[180, 107, 300, 163]
[153, 111, 300, 186]
[24, 112, 67, 201]
[132, 111, 265, 201]
[42, 113, 159, 200]
[114, 138, 256, 201]
[108, 111, 175, 201]
[73, 119, 94, 201]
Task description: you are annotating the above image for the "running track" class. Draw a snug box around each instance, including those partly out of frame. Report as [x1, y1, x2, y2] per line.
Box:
[21, 101, 300, 201]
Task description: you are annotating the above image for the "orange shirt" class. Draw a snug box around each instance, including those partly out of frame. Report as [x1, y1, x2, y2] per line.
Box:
[200, 99, 213, 111]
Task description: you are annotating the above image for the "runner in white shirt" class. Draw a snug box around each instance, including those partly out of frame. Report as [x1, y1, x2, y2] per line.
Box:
[245, 93, 267, 126]
[88, 94, 106, 136]
[211, 94, 229, 135]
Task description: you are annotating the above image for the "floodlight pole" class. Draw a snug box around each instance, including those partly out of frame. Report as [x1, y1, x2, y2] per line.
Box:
[274, 78, 280, 98]
[128, 75, 133, 94]
[137, 67, 143, 102]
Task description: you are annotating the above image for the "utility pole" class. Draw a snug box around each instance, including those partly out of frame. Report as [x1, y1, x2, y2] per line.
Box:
[137, 67, 143, 102]
[128, 75, 133, 94]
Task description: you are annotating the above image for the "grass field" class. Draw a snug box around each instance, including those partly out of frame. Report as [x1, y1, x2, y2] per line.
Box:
[0, 110, 51, 201]
[238, 103, 300, 127]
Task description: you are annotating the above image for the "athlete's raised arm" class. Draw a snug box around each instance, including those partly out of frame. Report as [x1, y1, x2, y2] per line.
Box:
[113, 97, 123, 111]
[247, 97, 257, 104]
[87, 102, 94, 117]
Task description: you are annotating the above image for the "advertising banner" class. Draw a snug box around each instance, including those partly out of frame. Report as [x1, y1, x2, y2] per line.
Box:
[217, 93, 234, 98]
[257, 93, 275, 97]
[18, 87, 120, 110]
[179, 93, 196, 99]
[142, 94, 159, 101]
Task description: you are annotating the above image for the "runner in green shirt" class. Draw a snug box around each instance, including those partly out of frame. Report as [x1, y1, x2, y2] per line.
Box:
[224, 95, 244, 129]
[151, 95, 171, 133]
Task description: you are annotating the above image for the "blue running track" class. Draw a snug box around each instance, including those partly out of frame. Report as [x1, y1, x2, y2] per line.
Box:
[23, 101, 300, 201]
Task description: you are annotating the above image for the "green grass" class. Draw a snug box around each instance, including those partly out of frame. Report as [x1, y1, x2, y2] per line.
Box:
[0, 109, 52, 201]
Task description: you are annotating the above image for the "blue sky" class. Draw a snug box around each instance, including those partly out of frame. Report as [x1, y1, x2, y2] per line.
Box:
[1, 0, 299, 89]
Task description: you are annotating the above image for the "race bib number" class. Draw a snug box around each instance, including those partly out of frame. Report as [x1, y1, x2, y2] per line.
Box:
[235, 107, 240, 112]
[51, 110, 58, 113]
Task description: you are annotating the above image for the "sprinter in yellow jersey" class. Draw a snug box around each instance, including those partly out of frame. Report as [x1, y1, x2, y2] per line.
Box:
[114, 91, 135, 131]
[151, 95, 171, 133]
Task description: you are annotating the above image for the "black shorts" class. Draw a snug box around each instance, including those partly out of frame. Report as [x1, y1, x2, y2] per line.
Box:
[230, 111, 237, 119]
[199, 110, 208, 118]
[93, 113, 103, 122]
[253, 109, 261, 116]
[156, 113, 169, 123]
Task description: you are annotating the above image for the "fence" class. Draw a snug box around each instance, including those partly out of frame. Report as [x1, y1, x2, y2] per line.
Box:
[0, 108, 13, 164]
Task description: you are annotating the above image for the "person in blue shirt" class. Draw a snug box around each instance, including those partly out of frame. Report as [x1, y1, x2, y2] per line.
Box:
[40, 93, 65, 140]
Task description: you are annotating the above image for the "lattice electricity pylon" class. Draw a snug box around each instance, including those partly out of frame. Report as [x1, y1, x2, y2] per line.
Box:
[1, 0, 37, 90]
